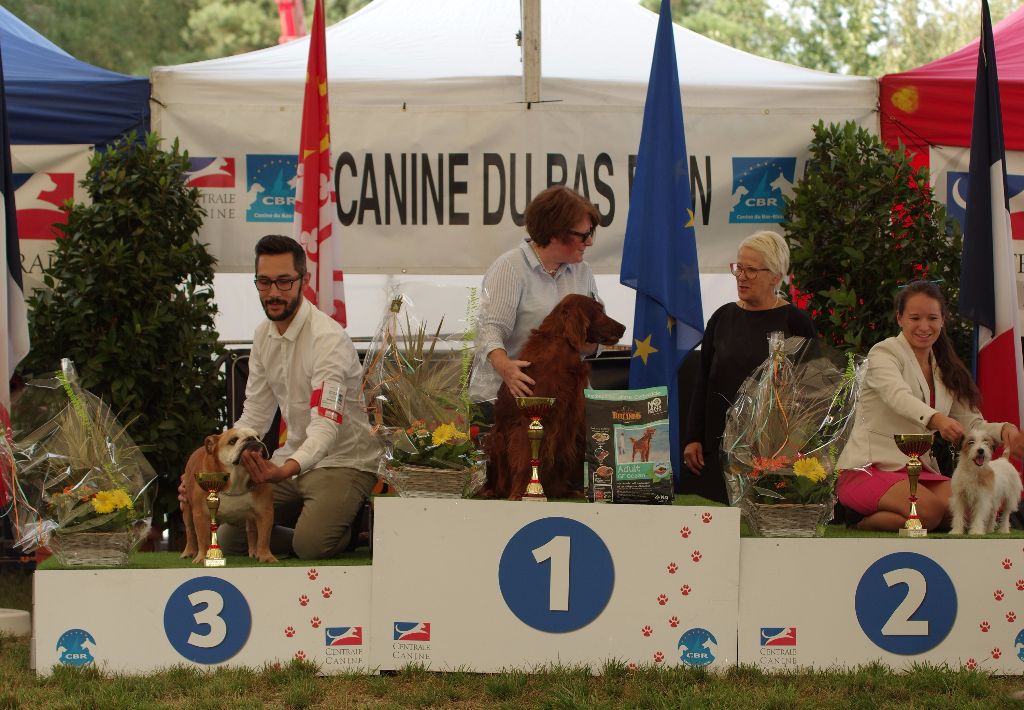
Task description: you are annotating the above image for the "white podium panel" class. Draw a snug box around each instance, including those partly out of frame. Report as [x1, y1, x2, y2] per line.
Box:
[370, 498, 740, 672]
[738, 539, 1024, 673]
[34, 566, 373, 675]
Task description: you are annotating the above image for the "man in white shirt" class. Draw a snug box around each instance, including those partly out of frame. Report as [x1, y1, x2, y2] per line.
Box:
[218, 234, 380, 559]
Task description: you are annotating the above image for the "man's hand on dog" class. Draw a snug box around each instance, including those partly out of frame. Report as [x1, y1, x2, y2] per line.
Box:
[242, 450, 298, 483]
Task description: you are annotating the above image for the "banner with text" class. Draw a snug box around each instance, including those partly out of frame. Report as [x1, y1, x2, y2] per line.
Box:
[155, 104, 874, 275]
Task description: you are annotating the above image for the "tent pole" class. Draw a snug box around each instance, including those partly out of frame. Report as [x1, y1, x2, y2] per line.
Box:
[521, 0, 541, 104]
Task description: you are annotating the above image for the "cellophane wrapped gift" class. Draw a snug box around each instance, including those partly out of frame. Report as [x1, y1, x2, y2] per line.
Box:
[8, 359, 156, 565]
[721, 333, 865, 536]
[361, 289, 485, 497]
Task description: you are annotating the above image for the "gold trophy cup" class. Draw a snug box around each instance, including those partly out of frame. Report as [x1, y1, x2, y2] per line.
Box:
[893, 433, 933, 538]
[195, 471, 231, 566]
[516, 396, 556, 501]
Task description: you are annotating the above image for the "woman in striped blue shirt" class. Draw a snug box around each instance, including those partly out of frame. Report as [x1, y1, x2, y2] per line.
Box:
[469, 186, 602, 409]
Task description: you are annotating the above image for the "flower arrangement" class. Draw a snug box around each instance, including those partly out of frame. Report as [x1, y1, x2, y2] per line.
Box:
[722, 333, 864, 518]
[362, 291, 485, 497]
[9, 359, 156, 563]
[390, 419, 479, 470]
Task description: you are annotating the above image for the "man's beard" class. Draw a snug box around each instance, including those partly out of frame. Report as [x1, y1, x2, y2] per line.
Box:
[261, 291, 302, 322]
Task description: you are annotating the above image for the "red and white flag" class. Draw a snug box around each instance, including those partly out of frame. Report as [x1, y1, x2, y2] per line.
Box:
[294, 0, 346, 327]
[959, 0, 1024, 427]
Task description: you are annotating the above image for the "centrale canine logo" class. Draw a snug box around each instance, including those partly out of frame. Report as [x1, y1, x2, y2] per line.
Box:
[325, 626, 362, 646]
[56, 628, 96, 666]
[760, 627, 797, 646]
[393, 622, 430, 641]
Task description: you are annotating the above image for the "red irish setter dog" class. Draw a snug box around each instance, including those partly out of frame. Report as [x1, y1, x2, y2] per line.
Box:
[630, 427, 657, 463]
[484, 295, 625, 500]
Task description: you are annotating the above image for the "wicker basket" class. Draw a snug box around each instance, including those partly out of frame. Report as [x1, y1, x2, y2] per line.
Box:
[380, 461, 487, 499]
[743, 501, 834, 538]
[50, 530, 132, 567]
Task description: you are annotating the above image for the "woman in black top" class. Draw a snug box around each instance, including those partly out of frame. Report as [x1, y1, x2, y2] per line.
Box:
[682, 230, 818, 504]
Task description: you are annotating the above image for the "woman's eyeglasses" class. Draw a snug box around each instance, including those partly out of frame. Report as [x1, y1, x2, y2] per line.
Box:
[254, 274, 304, 291]
[567, 227, 596, 242]
[729, 263, 773, 279]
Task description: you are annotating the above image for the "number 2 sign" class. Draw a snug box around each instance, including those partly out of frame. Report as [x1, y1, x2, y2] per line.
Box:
[498, 517, 615, 633]
[855, 552, 957, 655]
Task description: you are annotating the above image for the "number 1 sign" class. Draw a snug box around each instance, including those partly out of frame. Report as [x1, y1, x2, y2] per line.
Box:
[370, 498, 741, 672]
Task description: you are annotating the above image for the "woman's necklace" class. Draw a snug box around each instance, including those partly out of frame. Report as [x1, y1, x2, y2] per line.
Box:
[738, 296, 782, 311]
[530, 242, 560, 277]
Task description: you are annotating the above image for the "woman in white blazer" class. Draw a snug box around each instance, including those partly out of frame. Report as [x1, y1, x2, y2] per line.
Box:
[837, 281, 1018, 531]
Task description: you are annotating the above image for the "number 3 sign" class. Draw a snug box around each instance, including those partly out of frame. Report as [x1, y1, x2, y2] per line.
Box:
[164, 577, 252, 663]
[498, 517, 615, 633]
[855, 552, 957, 655]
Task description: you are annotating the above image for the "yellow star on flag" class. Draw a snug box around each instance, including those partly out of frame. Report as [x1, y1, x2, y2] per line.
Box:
[633, 334, 659, 365]
[685, 209, 694, 228]
[667, 316, 676, 335]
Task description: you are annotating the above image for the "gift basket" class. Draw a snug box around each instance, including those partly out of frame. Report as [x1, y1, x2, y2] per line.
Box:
[721, 333, 864, 537]
[7, 360, 156, 566]
[362, 290, 485, 498]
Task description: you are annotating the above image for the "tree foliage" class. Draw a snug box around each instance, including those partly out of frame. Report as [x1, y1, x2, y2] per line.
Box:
[781, 121, 968, 357]
[642, 0, 1019, 75]
[21, 133, 226, 522]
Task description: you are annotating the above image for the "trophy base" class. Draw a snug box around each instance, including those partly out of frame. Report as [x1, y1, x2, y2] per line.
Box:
[204, 547, 226, 567]
[899, 527, 928, 538]
[521, 493, 548, 502]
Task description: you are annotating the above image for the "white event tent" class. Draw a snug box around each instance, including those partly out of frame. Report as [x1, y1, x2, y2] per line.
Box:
[150, 0, 877, 338]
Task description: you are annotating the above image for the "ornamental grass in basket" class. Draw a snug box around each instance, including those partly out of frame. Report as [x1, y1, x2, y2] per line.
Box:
[721, 333, 864, 537]
[8, 359, 156, 565]
[362, 291, 485, 498]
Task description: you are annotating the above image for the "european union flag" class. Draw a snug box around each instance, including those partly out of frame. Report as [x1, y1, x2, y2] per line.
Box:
[620, 0, 703, 485]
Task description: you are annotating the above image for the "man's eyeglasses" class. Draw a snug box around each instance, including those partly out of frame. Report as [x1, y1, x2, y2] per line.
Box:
[567, 227, 596, 242]
[729, 263, 773, 279]
[254, 274, 304, 291]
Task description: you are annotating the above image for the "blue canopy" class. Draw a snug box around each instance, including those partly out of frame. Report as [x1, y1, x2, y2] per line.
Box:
[0, 7, 149, 146]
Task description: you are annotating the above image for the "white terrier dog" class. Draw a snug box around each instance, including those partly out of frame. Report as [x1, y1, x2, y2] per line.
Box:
[950, 428, 1023, 535]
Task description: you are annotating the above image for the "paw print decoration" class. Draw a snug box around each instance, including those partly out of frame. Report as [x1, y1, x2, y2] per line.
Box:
[653, 650, 665, 663]
[322, 586, 333, 599]
[1008, 612, 1017, 623]
[679, 527, 692, 538]
[995, 589, 1006, 602]
[1017, 579, 1024, 591]
[669, 616, 680, 628]
[1003, 558, 1013, 570]
[284, 626, 296, 638]
[667, 562, 678, 574]
[991, 647, 1002, 660]
[680, 584, 692, 596]
[966, 658, 978, 671]
[691, 550, 703, 563]
[701, 512, 713, 524]
[294, 650, 306, 660]
[310, 616, 322, 628]
[641, 625, 653, 637]
[298, 594, 309, 607]
[657, 593, 669, 606]
[307, 568, 319, 581]
[980, 621, 991, 633]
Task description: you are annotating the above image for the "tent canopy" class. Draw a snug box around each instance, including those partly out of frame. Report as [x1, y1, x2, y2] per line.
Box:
[881, 6, 1024, 154]
[154, 0, 873, 110]
[0, 6, 149, 146]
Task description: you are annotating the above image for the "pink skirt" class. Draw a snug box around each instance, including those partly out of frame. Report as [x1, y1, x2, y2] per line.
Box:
[837, 465, 950, 516]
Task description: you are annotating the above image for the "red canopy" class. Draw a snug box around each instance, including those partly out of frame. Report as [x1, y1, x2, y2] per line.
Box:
[880, 6, 1024, 165]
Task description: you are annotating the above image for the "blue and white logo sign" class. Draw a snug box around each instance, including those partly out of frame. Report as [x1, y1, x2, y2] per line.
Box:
[1014, 629, 1024, 662]
[729, 157, 796, 223]
[246, 154, 298, 222]
[678, 627, 717, 666]
[946, 170, 1024, 238]
[56, 628, 96, 666]
[855, 552, 957, 655]
[498, 516, 614, 633]
[164, 576, 252, 664]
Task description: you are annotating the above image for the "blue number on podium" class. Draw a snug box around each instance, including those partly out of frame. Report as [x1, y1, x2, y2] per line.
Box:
[855, 552, 956, 655]
[498, 516, 614, 633]
[164, 576, 252, 663]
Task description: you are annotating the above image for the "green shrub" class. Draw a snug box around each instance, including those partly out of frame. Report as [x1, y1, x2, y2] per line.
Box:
[782, 121, 969, 358]
[21, 132, 225, 523]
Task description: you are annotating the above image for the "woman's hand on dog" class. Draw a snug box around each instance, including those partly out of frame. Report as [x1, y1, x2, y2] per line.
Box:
[928, 413, 964, 443]
[683, 441, 704, 474]
[491, 350, 535, 398]
[1001, 423, 1021, 453]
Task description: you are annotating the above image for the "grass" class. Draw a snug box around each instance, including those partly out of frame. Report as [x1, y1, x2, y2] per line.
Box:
[0, 621, 1023, 710]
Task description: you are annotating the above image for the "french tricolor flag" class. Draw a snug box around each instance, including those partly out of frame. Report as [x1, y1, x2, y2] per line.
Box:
[960, 0, 1024, 428]
[0, 37, 29, 413]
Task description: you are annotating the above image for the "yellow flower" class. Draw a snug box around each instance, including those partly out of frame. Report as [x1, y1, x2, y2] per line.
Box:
[91, 489, 133, 515]
[431, 423, 468, 446]
[793, 457, 827, 483]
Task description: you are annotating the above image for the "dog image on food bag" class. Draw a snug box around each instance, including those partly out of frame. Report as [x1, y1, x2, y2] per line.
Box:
[950, 427, 1024, 535]
[180, 427, 277, 563]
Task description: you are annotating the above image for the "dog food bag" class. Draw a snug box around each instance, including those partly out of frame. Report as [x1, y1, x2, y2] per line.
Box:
[583, 386, 673, 505]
